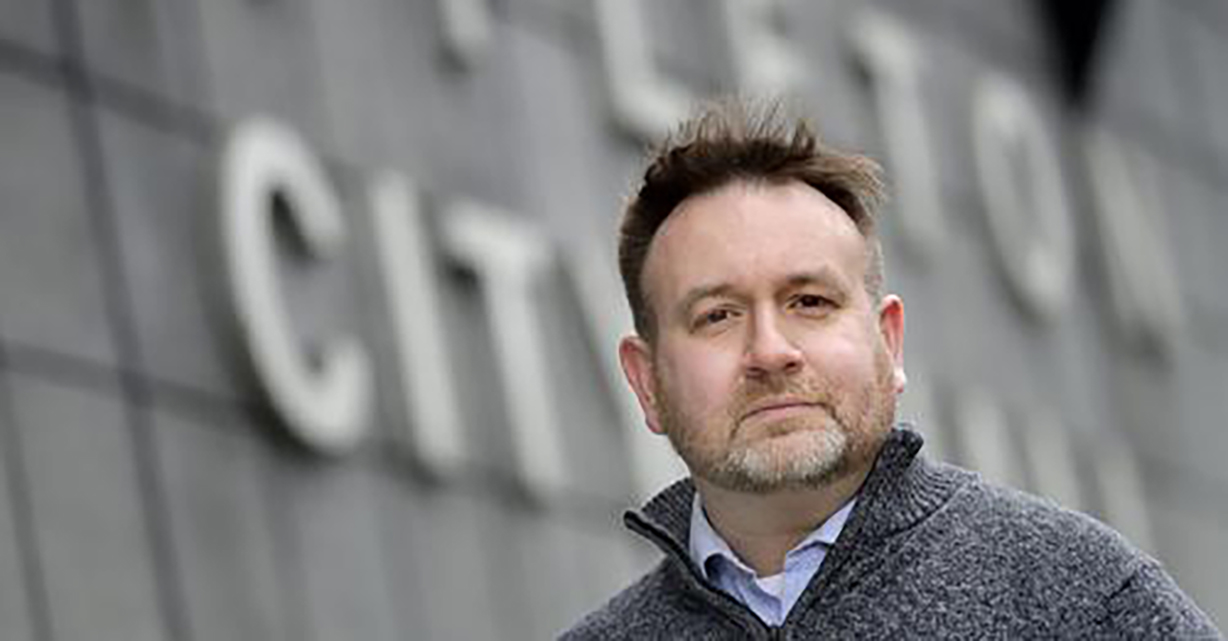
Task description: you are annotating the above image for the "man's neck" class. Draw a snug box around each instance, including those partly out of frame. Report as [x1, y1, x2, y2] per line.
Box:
[695, 467, 870, 577]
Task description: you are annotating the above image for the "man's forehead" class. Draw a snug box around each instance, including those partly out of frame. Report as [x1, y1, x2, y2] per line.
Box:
[643, 181, 867, 289]
[657, 181, 859, 249]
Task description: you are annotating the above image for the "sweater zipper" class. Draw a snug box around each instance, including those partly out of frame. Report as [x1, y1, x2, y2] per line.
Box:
[625, 511, 786, 640]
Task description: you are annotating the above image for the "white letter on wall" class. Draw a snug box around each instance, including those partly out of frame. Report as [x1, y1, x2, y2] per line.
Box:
[721, 0, 801, 94]
[369, 172, 466, 474]
[438, 0, 491, 68]
[1084, 127, 1184, 355]
[849, 9, 945, 259]
[563, 241, 686, 501]
[972, 73, 1074, 320]
[440, 203, 568, 498]
[220, 117, 373, 453]
[594, 0, 693, 141]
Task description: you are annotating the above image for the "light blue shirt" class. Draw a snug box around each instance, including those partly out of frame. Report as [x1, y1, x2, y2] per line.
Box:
[688, 494, 857, 627]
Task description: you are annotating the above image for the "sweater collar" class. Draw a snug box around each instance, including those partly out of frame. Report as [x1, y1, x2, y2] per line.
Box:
[624, 425, 966, 566]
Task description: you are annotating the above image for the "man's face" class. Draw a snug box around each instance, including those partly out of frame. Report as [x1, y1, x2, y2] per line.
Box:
[619, 180, 906, 493]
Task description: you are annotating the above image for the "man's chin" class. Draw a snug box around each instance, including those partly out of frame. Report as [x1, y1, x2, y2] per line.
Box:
[709, 429, 851, 493]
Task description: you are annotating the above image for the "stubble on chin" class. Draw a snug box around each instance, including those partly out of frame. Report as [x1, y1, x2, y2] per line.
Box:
[717, 420, 852, 492]
[659, 350, 897, 494]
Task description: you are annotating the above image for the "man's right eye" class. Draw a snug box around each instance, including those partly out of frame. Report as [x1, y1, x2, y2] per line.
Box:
[694, 308, 731, 329]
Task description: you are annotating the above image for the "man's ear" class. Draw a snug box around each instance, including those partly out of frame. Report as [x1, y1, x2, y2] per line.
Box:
[878, 295, 907, 394]
[618, 335, 665, 434]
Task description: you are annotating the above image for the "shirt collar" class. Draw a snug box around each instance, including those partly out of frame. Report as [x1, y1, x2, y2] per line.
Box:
[688, 491, 858, 580]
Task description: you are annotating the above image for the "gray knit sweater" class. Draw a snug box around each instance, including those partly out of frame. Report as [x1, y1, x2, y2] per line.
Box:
[561, 428, 1222, 639]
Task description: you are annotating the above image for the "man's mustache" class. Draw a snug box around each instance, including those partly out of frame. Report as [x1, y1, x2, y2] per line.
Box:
[727, 377, 833, 425]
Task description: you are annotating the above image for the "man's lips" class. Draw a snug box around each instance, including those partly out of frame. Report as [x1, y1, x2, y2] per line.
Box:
[739, 399, 823, 422]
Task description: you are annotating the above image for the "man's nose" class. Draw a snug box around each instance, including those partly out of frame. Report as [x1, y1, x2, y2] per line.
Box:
[744, 313, 803, 379]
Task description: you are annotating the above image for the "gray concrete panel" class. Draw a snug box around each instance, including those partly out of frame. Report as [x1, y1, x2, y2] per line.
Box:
[496, 22, 628, 247]
[1024, 298, 1115, 438]
[0, 372, 35, 641]
[878, 0, 1049, 75]
[306, 0, 437, 171]
[362, 10, 542, 208]
[0, 0, 57, 57]
[1170, 343, 1228, 489]
[1102, 348, 1187, 487]
[1149, 500, 1228, 629]
[645, 0, 725, 93]
[1164, 169, 1228, 356]
[433, 267, 521, 476]
[192, 0, 334, 147]
[865, 21, 989, 219]
[570, 525, 649, 630]
[1093, 0, 1184, 135]
[479, 501, 588, 641]
[150, 406, 288, 641]
[8, 373, 163, 641]
[909, 200, 1040, 414]
[780, 2, 873, 149]
[377, 484, 501, 641]
[511, 514, 590, 639]
[0, 0, 1225, 634]
[273, 461, 400, 641]
[536, 271, 638, 499]
[1167, 5, 1228, 162]
[501, 25, 645, 500]
[73, 0, 209, 108]
[1199, 180, 1228, 333]
[0, 72, 117, 366]
[96, 108, 252, 401]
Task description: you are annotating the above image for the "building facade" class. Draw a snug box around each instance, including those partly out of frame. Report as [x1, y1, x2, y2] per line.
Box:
[0, 0, 1225, 639]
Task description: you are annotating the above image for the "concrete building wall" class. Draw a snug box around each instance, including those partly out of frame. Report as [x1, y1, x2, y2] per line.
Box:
[0, 1, 1224, 638]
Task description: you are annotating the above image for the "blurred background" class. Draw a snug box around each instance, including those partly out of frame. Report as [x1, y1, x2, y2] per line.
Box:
[0, 0, 1226, 638]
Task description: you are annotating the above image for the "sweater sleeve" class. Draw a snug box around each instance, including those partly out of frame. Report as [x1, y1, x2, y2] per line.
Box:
[1097, 560, 1223, 639]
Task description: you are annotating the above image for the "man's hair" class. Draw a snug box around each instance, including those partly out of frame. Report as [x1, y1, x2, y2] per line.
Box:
[618, 98, 888, 340]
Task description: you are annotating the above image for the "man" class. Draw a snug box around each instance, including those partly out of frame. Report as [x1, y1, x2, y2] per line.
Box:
[561, 100, 1221, 639]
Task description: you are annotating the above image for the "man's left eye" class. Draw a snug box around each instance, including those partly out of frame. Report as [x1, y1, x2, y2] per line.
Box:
[793, 294, 829, 309]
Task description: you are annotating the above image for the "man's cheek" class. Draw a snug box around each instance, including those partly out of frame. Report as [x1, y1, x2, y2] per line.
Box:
[808, 340, 868, 375]
[685, 372, 730, 412]
[673, 344, 732, 385]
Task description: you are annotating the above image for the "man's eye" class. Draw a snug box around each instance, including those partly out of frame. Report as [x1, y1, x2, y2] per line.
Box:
[793, 294, 831, 310]
[696, 308, 732, 327]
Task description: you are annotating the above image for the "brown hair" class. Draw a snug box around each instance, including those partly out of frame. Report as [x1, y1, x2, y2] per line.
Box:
[618, 98, 887, 340]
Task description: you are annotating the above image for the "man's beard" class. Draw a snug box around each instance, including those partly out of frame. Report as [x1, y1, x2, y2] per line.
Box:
[658, 347, 897, 493]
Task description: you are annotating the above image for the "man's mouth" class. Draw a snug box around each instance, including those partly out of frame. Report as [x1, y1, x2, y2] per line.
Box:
[739, 399, 823, 423]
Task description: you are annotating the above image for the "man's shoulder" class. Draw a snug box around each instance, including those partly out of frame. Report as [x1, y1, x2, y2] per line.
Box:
[955, 469, 1138, 548]
[558, 559, 679, 641]
[946, 474, 1221, 637]
[933, 464, 1152, 587]
[902, 456, 1129, 542]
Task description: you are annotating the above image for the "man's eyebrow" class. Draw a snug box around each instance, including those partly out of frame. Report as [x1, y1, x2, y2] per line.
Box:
[674, 283, 735, 319]
[783, 267, 848, 290]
